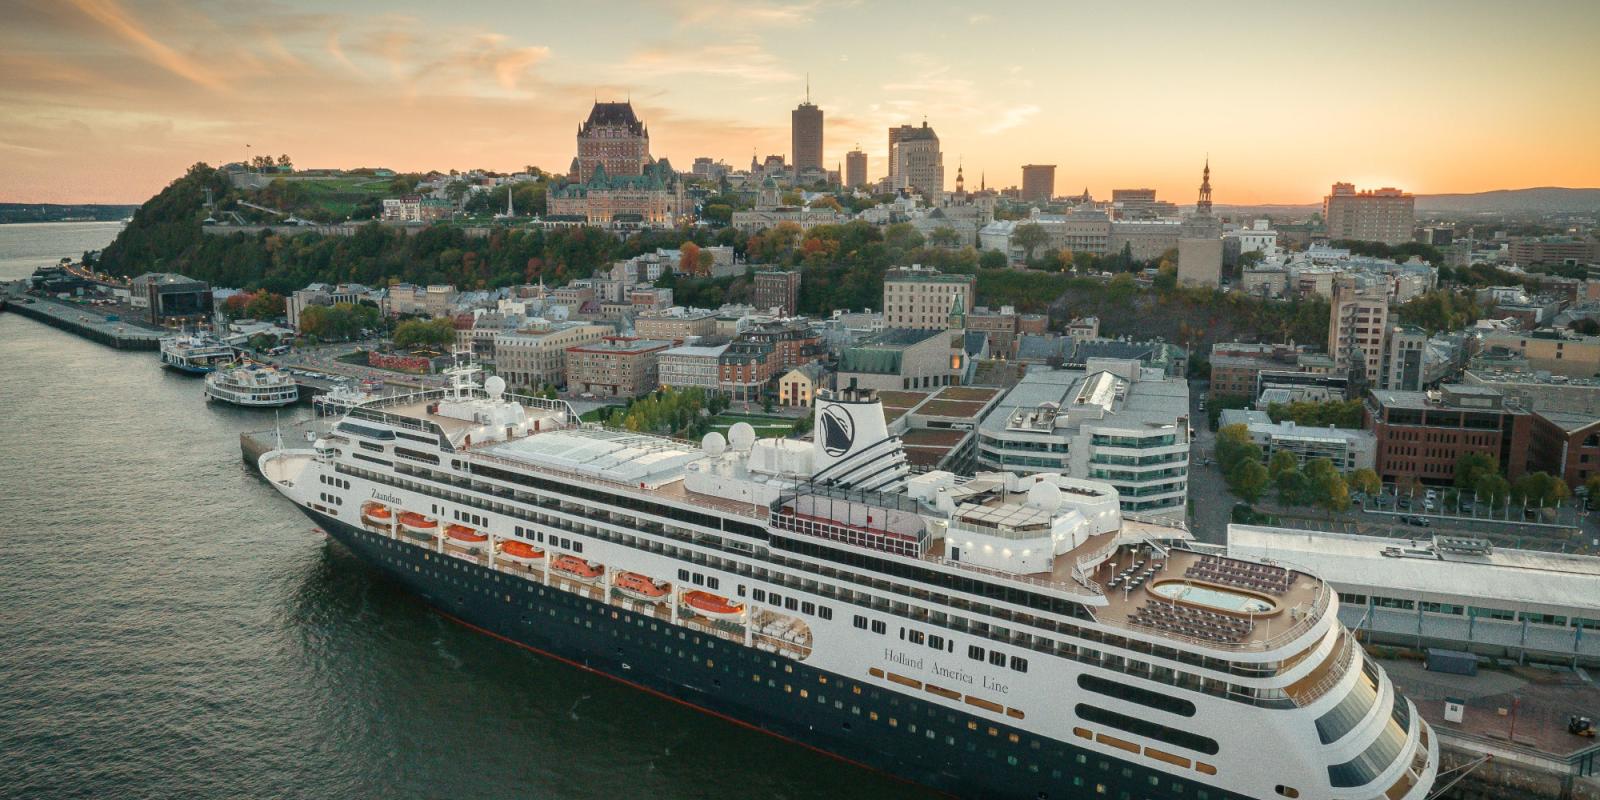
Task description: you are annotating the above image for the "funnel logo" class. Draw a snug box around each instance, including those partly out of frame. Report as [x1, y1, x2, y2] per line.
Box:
[820, 404, 855, 457]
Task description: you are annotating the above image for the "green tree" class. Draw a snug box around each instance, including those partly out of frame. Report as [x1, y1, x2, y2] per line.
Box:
[1265, 400, 1364, 429]
[1349, 468, 1381, 497]
[1512, 471, 1569, 507]
[1012, 223, 1050, 263]
[1215, 424, 1257, 473]
[1227, 459, 1270, 503]
[393, 317, 457, 349]
[1453, 452, 1498, 489]
[1476, 473, 1511, 510]
[1268, 449, 1300, 479]
[978, 249, 1007, 270]
[1275, 468, 1310, 506]
[929, 227, 961, 248]
[1305, 457, 1339, 484]
[1314, 470, 1351, 513]
[1394, 290, 1484, 334]
[244, 291, 286, 320]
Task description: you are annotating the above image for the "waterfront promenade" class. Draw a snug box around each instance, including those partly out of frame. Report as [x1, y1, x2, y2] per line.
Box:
[2, 281, 162, 350]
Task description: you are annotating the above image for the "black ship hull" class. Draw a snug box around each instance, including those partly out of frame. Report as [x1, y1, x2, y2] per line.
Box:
[302, 507, 1253, 800]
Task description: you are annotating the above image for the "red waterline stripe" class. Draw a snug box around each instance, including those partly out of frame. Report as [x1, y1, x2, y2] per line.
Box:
[432, 608, 949, 797]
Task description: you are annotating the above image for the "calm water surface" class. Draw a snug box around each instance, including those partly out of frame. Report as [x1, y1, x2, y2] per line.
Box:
[0, 221, 124, 280]
[0, 225, 925, 799]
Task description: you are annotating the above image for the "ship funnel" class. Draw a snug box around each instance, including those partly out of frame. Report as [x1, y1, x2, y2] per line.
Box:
[809, 388, 909, 493]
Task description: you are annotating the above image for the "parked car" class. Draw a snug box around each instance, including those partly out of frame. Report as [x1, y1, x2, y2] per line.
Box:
[1403, 515, 1432, 528]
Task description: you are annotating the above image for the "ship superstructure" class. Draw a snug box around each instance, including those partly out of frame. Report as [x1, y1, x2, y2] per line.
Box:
[159, 332, 234, 374]
[259, 367, 1437, 800]
[205, 362, 299, 407]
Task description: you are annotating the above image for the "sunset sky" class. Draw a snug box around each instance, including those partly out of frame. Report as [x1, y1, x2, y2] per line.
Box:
[3, 0, 1598, 205]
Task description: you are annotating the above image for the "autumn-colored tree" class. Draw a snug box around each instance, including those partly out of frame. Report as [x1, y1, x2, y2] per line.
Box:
[222, 293, 251, 318]
[245, 291, 286, 320]
[680, 241, 703, 276]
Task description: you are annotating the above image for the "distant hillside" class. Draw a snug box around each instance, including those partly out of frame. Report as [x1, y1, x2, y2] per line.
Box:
[0, 203, 138, 224]
[1414, 187, 1600, 215]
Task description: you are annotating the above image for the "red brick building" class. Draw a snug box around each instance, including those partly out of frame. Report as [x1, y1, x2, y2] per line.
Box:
[1365, 385, 1533, 485]
[753, 270, 802, 317]
[740, 319, 823, 372]
[718, 341, 778, 402]
[1531, 411, 1600, 489]
[564, 336, 672, 398]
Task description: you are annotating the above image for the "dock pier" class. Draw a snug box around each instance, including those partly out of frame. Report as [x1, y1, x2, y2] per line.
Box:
[2, 288, 163, 350]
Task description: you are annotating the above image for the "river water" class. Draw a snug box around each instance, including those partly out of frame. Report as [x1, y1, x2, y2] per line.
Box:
[0, 224, 919, 799]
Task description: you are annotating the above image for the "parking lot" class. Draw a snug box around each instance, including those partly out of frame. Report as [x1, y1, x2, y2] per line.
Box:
[1360, 482, 1588, 530]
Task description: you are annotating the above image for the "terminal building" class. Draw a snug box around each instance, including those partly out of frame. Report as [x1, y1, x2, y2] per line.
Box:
[1228, 525, 1600, 665]
[976, 361, 1189, 517]
[131, 272, 213, 327]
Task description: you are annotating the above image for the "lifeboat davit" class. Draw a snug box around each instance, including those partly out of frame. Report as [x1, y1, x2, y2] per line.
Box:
[682, 590, 745, 621]
[613, 571, 669, 603]
[398, 511, 438, 538]
[362, 503, 393, 527]
[499, 540, 545, 565]
[445, 524, 488, 548]
[551, 554, 604, 583]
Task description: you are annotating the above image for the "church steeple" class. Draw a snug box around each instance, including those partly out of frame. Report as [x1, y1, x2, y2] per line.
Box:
[1197, 157, 1213, 215]
[955, 160, 965, 195]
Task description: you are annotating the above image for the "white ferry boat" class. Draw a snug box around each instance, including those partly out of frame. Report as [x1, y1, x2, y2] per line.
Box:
[258, 365, 1437, 800]
[159, 333, 234, 374]
[205, 362, 299, 407]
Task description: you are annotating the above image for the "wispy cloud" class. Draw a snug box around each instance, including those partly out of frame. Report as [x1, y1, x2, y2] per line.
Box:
[668, 0, 819, 31]
[982, 104, 1039, 134]
[66, 0, 227, 91]
[618, 42, 797, 84]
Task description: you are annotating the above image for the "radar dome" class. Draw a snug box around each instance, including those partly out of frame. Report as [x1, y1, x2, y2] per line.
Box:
[1027, 481, 1063, 510]
[728, 422, 757, 451]
[484, 375, 506, 399]
[701, 431, 728, 456]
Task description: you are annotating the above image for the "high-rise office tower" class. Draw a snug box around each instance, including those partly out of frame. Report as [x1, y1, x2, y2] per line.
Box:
[791, 79, 823, 176]
[1323, 183, 1415, 245]
[1020, 164, 1056, 202]
[845, 147, 867, 188]
[889, 121, 943, 196]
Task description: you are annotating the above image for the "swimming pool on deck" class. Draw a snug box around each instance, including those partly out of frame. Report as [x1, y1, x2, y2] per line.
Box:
[1150, 581, 1276, 615]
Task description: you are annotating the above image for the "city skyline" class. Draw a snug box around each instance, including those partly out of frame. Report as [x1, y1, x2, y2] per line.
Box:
[2, 0, 1598, 204]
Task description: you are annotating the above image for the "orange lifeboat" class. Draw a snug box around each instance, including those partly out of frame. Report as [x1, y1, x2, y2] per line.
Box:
[499, 540, 545, 564]
[682, 590, 745, 621]
[613, 571, 669, 603]
[445, 524, 488, 547]
[398, 511, 438, 539]
[362, 503, 393, 527]
[551, 554, 604, 583]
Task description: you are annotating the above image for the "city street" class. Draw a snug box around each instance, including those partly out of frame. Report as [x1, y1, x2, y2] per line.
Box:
[1186, 378, 1232, 545]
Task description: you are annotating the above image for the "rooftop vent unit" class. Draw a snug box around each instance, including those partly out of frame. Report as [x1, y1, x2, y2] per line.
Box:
[1433, 535, 1493, 556]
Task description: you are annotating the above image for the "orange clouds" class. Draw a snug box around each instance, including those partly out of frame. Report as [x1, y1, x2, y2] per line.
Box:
[0, 1, 1596, 205]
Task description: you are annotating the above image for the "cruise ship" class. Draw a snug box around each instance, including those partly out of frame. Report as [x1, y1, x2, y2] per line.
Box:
[205, 362, 299, 407]
[159, 332, 234, 374]
[258, 364, 1437, 800]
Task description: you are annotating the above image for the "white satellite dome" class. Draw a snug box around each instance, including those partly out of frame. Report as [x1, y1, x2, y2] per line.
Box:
[701, 431, 728, 456]
[484, 375, 506, 399]
[1027, 481, 1063, 510]
[728, 422, 757, 451]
